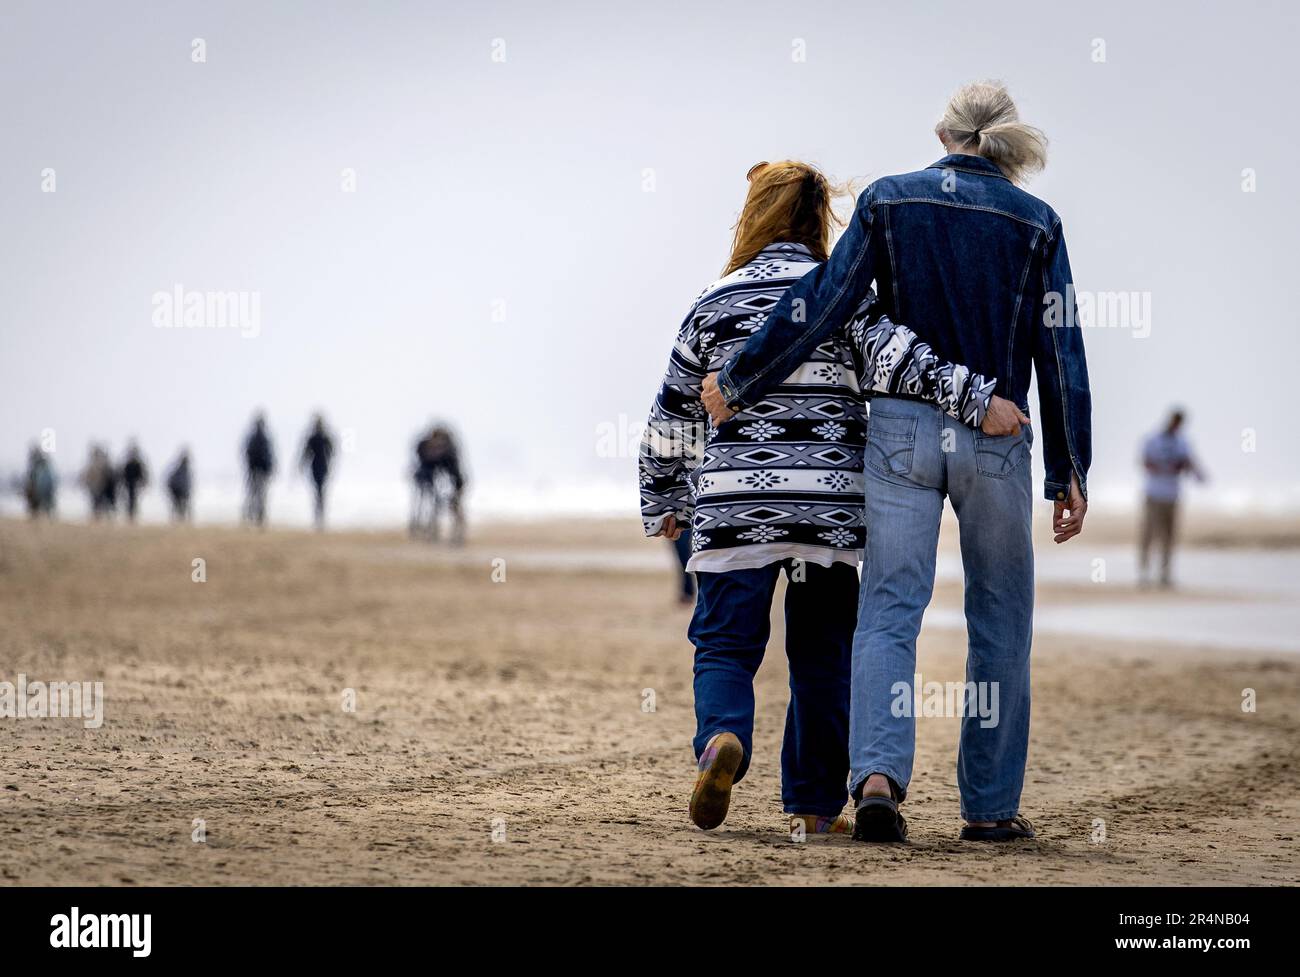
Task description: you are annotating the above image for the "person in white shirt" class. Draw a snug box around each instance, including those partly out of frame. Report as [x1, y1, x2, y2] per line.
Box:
[1139, 408, 1206, 587]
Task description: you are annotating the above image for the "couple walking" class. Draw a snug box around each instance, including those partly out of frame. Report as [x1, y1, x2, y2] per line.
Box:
[639, 82, 1091, 842]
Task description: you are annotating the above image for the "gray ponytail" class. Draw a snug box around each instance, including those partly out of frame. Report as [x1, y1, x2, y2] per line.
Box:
[936, 81, 1047, 185]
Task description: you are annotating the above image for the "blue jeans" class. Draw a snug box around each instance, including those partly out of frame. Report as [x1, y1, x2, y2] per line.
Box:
[851, 397, 1035, 823]
[690, 559, 858, 817]
[670, 530, 695, 599]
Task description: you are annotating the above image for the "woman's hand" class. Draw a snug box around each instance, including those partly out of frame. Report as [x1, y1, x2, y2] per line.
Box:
[981, 395, 1030, 436]
[655, 514, 685, 541]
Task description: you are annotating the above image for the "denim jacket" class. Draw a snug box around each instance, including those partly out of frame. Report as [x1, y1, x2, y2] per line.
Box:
[716, 154, 1092, 502]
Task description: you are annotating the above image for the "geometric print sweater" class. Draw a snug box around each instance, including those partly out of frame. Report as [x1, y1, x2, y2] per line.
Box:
[640, 241, 995, 572]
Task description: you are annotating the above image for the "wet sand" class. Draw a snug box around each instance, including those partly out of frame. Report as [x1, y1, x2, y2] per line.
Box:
[1, 516, 1297, 885]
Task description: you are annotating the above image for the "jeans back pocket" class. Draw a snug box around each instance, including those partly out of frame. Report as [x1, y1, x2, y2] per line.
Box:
[865, 411, 917, 476]
[974, 424, 1032, 478]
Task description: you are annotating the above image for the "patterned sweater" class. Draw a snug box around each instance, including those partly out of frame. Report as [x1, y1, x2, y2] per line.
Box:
[639, 241, 994, 572]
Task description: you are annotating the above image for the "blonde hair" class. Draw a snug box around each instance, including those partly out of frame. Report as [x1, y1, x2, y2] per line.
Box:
[723, 161, 844, 276]
[936, 81, 1047, 185]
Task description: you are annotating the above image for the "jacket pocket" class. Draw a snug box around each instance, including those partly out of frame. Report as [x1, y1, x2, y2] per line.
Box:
[975, 424, 1033, 478]
[865, 411, 917, 476]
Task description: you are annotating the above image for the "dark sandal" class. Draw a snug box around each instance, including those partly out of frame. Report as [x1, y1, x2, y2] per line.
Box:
[852, 779, 908, 843]
[959, 815, 1035, 842]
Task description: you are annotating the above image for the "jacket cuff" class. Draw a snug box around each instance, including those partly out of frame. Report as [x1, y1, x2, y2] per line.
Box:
[716, 363, 746, 410]
[1044, 475, 1087, 503]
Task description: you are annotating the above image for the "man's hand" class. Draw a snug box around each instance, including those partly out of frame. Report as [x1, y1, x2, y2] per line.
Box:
[1052, 474, 1087, 544]
[981, 396, 1031, 436]
[701, 373, 737, 426]
[655, 514, 685, 541]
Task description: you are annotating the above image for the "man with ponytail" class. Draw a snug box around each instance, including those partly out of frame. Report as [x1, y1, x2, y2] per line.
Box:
[701, 82, 1093, 843]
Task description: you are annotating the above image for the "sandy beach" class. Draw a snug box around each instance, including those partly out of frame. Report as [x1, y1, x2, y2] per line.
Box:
[1, 514, 1297, 886]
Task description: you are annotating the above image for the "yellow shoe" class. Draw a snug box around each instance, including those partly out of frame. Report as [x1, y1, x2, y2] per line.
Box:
[688, 732, 744, 830]
[790, 813, 854, 836]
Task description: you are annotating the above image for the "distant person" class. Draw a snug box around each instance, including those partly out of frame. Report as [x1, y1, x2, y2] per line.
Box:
[101, 453, 119, 515]
[24, 444, 57, 518]
[243, 413, 275, 527]
[410, 425, 466, 544]
[121, 441, 149, 523]
[1139, 408, 1206, 588]
[300, 414, 335, 530]
[669, 529, 695, 605]
[166, 449, 193, 523]
[80, 445, 117, 520]
[410, 433, 435, 538]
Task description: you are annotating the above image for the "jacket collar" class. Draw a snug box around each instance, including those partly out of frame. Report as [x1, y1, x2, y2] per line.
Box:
[927, 153, 1009, 182]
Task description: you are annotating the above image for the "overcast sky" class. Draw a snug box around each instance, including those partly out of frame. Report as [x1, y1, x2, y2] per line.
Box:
[2, 0, 1297, 522]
